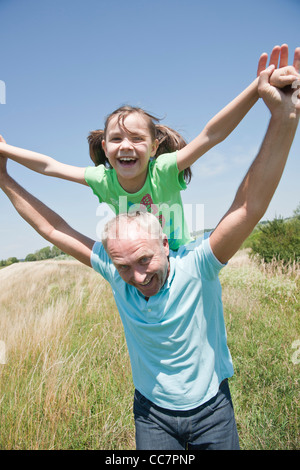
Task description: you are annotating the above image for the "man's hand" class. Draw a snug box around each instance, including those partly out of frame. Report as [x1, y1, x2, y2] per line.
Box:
[0, 136, 8, 177]
[258, 64, 300, 120]
[257, 44, 300, 88]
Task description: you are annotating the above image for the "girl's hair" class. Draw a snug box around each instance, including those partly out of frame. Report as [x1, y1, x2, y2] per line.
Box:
[87, 105, 192, 184]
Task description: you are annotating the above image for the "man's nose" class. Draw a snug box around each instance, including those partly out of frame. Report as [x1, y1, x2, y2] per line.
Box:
[133, 269, 147, 284]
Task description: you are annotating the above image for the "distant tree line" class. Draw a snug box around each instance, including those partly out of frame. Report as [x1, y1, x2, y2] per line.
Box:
[0, 257, 19, 267]
[0, 245, 65, 267]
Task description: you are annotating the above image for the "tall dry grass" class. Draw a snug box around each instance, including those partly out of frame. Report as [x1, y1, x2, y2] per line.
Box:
[0, 260, 134, 450]
[220, 250, 299, 450]
[0, 252, 299, 449]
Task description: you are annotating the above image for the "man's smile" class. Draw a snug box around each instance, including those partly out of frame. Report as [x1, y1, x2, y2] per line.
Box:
[138, 275, 154, 287]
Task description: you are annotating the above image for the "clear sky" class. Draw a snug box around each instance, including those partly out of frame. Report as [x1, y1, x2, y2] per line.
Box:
[0, 0, 299, 260]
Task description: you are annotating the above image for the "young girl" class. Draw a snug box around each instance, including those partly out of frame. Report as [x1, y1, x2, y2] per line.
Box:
[85, 106, 193, 249]
[1, 45, 299, 250]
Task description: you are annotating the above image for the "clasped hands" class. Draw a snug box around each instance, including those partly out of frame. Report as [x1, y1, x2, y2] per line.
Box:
[257, 44, 300, 117]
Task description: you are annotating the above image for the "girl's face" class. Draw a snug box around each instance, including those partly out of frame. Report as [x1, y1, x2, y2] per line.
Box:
[102, 112, 158, 193]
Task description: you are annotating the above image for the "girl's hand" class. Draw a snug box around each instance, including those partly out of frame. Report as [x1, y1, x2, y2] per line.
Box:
[270, 65, 300, 89]
[258, 64, 300, 120]
[257, 44, 300, 88]
[0, 134, 7, 152]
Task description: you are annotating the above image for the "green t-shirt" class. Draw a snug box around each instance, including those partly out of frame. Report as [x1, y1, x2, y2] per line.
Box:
[85, 151, 192, 250]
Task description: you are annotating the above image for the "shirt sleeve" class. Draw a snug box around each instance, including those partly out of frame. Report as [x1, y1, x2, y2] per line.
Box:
[152, 152, 187, 192]
[90, 241, 114, 282]
[84, 165, 107, 203]
[190, 232, 227, 280]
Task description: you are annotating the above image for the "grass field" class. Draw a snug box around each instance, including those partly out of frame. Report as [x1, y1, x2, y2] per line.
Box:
[0, 252, 299, 450]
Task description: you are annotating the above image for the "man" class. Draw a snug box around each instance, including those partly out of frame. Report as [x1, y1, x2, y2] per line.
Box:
[0, 54, 299, 450]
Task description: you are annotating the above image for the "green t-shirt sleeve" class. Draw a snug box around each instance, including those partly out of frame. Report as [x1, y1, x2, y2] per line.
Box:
[84, 165, 108, 203]
[152, 151, 187, 192]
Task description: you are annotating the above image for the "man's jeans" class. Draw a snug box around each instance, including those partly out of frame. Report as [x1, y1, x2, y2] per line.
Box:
[133, 379, 240, 450]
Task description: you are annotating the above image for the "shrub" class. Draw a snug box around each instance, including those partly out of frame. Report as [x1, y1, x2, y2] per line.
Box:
[249, 216, 300, 264]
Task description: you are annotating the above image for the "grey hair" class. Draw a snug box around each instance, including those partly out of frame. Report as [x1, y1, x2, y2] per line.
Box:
[101, 211, 164, 252]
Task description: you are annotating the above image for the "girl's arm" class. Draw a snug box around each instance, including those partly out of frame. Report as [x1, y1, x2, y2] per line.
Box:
[0, 140, 88, 185]
[177, 77, 260, 172]
[177, 45, 300, 173]
[209, 64, 299, 264]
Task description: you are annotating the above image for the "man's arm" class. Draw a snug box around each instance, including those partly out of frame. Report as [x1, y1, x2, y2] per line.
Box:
[209, 64, 299, 264]
[176, 45, 300, 173]
[0, 158, 94, 267]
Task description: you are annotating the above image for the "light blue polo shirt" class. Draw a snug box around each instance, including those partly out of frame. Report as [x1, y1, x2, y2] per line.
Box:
[91, 234, 234, 411]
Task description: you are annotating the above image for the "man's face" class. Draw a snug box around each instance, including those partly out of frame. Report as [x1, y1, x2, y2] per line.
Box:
[106, 223, 170, 298]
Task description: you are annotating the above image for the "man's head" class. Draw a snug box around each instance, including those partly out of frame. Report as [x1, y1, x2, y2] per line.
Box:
[102, 211, 170, 297]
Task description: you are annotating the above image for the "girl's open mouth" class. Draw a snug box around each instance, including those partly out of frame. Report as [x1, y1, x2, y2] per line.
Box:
[118, 157, 137, 167]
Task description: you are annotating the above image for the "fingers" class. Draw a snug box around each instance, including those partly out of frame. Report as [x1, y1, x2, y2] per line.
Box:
[257, 45, 285, 77]
[279, 43, 289, 68]
[259, 64, 276, 86]
[277, 75, 300, 87]
[257, 53, 268, 77]
[269, 45, 281, 68]
[293, 47, 300, 73]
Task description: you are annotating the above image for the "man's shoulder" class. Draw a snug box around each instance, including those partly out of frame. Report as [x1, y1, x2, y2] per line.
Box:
[90, 241, 115, 281]
[170, 233, 225, 280]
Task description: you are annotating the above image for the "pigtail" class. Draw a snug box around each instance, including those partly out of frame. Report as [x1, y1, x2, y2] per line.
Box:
[155, 124, 192, 184]
[87, 130, 111, 167]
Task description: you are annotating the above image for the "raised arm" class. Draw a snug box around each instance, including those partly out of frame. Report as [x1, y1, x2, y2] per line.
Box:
[0, 138, 87, 185]
[209, 63, 300, 264]
[176, 45, 300, 173]
[0, 157, 94, 266]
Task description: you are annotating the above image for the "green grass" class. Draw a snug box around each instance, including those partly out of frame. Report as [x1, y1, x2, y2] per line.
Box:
[0, 253, 299, 449]
[0, 260, 134, 449]
[220, 251, 299, 449]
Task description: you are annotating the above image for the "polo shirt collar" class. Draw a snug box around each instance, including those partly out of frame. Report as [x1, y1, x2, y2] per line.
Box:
[162, 254, 175, 290]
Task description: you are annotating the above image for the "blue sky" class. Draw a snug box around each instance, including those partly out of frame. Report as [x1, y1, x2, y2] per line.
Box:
[0, 0, 299, 259]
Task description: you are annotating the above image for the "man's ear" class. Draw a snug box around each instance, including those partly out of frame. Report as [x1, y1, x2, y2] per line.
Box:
[162, 235, 169, 256]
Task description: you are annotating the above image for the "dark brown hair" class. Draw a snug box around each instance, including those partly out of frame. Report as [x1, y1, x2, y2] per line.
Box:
[87, 105, 192, 184]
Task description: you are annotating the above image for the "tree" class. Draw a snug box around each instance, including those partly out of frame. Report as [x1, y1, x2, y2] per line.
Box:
[36, 246, 52, 260]
[51, 245, 64, 257]
[249, 215, 300, 264]
[6, 257, 19, 265]
[293, 203, 300, 220]
[25, 253, 37, 262]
